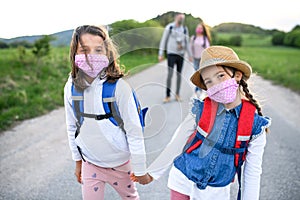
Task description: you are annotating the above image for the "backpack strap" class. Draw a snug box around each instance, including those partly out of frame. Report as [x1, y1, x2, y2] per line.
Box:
[71, 84, 84, 136]
[132, 90, 148, 131]
[235, 99, 256, 200]
[102, 80, 148, 133]
[166, 25, 188, 48]
[186, 98, 218, 153]
[71, 83, 86, 162]
[234, 100, 256, 166]
[183, 26, 188, 47]
[102, 80, 126, 133]
[164, 25, 173, 50]
[71, 83, 113, 124]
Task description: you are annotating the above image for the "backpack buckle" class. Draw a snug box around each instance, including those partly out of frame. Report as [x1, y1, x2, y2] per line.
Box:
[95, 113, 113, 120]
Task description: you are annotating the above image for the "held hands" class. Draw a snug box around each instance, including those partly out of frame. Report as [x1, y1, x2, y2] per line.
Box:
[74, 161, 153, 185]
[130, 173, 153, 185]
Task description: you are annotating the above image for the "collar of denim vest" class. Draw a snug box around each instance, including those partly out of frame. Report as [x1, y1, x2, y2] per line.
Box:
[217, 102, 242, 118]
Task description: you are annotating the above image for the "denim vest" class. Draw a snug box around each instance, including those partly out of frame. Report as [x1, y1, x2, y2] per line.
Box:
[174, 98, 270, 190]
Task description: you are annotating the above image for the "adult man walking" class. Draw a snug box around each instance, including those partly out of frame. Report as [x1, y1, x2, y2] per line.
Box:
[158, 12, 192, 103]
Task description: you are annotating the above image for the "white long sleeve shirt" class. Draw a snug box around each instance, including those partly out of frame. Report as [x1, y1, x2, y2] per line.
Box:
[64, 76, 147, 176]
[147, 100, 270, 200]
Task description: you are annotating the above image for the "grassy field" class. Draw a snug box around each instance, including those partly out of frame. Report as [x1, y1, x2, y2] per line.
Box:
[233, 46, 300, 92]
[215, 33, 273, 47]
[215, 32, 300, 91]
[0, 47, 157, 131]
[0, 37, 299, 131]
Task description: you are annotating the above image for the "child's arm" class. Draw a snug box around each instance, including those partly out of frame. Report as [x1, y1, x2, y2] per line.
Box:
[115, 79, 147, 176]
[147, 112, 196, 180]
[242, 132, 267, 200]
[64, 79, 82, 161]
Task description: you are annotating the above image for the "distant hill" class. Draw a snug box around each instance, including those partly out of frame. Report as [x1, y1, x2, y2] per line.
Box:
[50, 30, 73, 46]
[213, 22, 272, 35]
[0, 29, 73, 47]
[1, 35, 42, 44]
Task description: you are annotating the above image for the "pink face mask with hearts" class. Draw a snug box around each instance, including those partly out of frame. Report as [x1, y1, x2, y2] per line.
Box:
[75, 54, 109, 78]
[206, 78, 239, 104]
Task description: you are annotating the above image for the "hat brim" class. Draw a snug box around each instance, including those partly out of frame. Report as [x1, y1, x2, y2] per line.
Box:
[190, 60, 252, 90]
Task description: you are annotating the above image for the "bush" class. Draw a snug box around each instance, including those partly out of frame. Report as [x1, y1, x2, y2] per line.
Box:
[9, 40, 33, 48]
[229, 35, 242, 46]
[32, 35, 55, 58]
[215, 38, 230, 46]
[213, 34, 242, 46]
[284, 29, 300, 48]
[272, 32, 285, 45]
[0, 41, 9, 49]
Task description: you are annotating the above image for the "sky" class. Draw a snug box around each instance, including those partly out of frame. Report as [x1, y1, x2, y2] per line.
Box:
[1, 0, 299, 39]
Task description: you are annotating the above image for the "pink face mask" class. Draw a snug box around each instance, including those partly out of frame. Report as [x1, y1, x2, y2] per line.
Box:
[196, 27, 203, 34]
[75, 54, 109, 78]
[206, 78, 239, 104]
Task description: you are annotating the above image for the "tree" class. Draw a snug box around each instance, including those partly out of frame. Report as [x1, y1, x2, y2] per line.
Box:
[0, 41, 9, 48]
[9, 40, 33, 48]
[283, 26, 300, 48]
[272, 31, 285, 45]
[110, 19, 162, 55]
[32, 35, 55, 58]
[229, 35, 242, 46]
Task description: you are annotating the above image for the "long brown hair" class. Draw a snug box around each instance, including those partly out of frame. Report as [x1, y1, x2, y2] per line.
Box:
[69, 25, 124, 89]
[195, 22, 212, 47]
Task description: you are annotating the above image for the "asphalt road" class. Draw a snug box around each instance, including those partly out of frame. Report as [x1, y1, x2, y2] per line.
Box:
[1, 60, 300, 200]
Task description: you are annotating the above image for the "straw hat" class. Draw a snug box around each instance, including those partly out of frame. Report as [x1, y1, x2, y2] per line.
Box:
[190, 46, 252, 89]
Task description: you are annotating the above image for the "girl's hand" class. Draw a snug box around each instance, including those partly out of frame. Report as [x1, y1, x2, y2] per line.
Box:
[130, 173, 153, 185]
[75, 160, 82, 184]
[158, 55, 164, 62]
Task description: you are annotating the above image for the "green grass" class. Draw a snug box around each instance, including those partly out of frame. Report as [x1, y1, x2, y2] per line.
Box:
[232, 46, 300, 92]
[215, 33, 272, 47]
[0, 48, 157, 131]
[0, 47, 70, 131]
[120, 49, 158, 75]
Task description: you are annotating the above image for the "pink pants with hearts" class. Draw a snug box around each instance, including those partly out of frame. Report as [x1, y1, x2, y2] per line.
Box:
[81, 161, 139, 200]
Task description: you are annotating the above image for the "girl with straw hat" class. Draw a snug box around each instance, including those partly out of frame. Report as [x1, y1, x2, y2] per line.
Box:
[146, 46, 271, 200]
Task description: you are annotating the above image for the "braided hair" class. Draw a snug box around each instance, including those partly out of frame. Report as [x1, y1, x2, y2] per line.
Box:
[239, 78, 263, 116]
[222, 66, 269, 133]
[222, 66, 264, 116]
